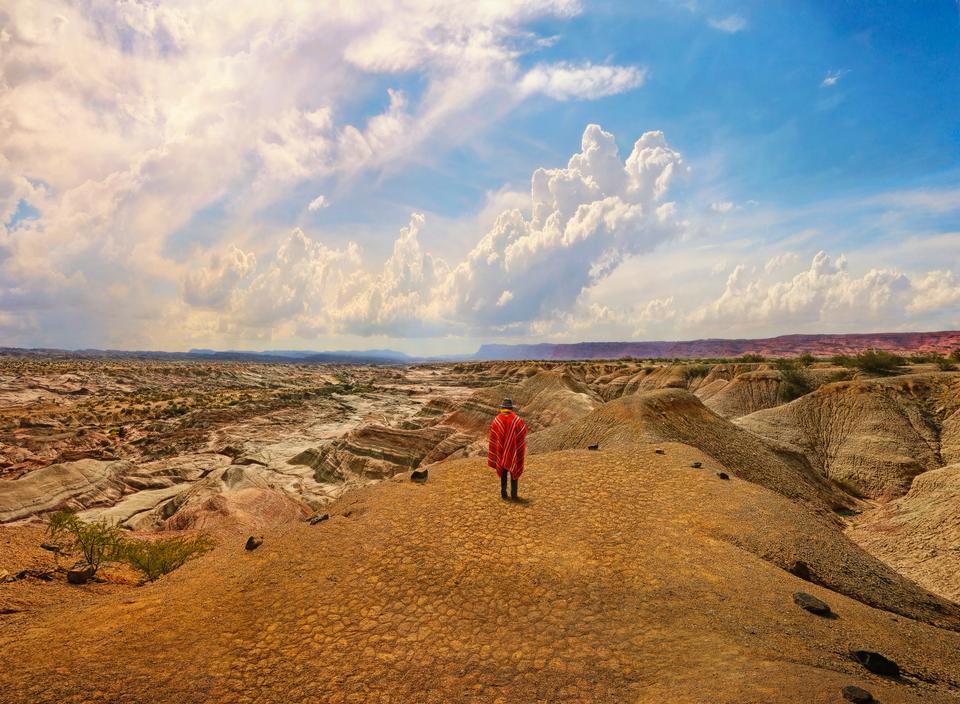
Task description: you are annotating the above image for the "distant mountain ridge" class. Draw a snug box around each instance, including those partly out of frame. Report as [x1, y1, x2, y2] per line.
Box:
[3, 330, 958, 364]
[474, 330, 960, 360]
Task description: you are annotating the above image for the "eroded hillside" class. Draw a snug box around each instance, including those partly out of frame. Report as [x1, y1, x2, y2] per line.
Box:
[2, 353, 960, 702]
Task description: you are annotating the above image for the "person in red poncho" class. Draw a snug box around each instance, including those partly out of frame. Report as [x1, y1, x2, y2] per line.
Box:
[487, 398, 527, 500]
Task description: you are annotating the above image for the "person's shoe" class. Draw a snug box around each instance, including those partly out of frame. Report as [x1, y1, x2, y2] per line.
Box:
[501, 492, 509, 500]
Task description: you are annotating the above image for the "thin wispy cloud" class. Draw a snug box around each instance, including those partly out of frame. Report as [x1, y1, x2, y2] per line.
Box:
[821, 69, 849, 87]
[307, 195, 329, 212]
[708, 15, 748, 33]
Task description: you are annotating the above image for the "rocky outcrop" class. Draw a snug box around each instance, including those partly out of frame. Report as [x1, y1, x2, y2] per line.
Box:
[528, 389, 852, 514]
[294, 424, 465, 482]
[0, 459, 134, 522]
[848, 463, 960, 602]
[737, 374, 960, 499]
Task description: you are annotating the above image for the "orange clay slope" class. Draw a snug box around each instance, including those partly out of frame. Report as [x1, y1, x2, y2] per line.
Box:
[3, 443, 960, 704]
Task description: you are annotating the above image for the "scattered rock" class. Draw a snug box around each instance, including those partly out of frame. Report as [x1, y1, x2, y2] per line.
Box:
[716, 472, 729, 480]
[788, 560, 812, 581]
[793, 591, 832, 617]
[850, 650, 900, 678]
[841, 685, 875, 703]
[410, 469, 428, 483]
[67, 562, 95, 585]
[587, 444, 599, 451]
[0, 607, 23, 615]
[691, 461, 702, 468]
[40, 542, 61, 553]
[654, 448, 665, 455]
[308, 513, 329, 525]
[216, 445, 243, 459]
[244, 536, 263, 551]
[231, 454, 267, 467]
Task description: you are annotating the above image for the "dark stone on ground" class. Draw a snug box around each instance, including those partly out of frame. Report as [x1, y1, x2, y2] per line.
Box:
[244, 536, 263, 551]
[654, 448, 665, 455]
[67, 562, 95, 585]
[716, 472, 729, 480]
[691, 461, 702, 468]
[308, 513, 330, 525]
[587, 444, 599, 451]
[851, 650, 900, 678]
[410, 469, 428, 483]
[40, 542, 61, 553]
[793, 591, 832, 617]
[841, 685, 875, 703]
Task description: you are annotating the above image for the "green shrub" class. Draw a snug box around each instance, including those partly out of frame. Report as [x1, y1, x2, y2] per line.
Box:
[850, 349, 905, 374]
[681, 364, 712, 382]
[934, 355, 958, 372]
[46, 511, 126, 576]
[737, 353, 765, 363]
[796, 353, 816, 367]
[121, 535, 215, 582]
[951, 348, 960, 362]
[774, 359, 813, 400]
[831, 350, 904, 374]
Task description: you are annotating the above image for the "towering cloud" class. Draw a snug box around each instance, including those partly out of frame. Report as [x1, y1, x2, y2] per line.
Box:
[183, 125, 686, 337]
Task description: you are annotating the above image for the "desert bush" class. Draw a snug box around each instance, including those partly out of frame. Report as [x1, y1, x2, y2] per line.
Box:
[951, 348, 960, 362]
[121, 535, 215, 582]
[851, 349, 905, 374]
[46, 511, 126, 576]
[796, 353, 816, 367]
[737, 353, 765, 363]
[934, 355, 958, 371]
[681, 364, 712, 383]
[774, 359, 814, 400]
[831, 350, 904, 375]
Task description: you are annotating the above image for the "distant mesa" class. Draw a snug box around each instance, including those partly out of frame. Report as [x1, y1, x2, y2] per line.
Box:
[474, 330, 960, 360]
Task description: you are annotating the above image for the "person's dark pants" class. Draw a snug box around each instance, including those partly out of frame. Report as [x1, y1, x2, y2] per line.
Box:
[500, 471, 518, 499]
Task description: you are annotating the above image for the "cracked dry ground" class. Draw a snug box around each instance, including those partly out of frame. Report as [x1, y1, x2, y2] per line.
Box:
[4, 444, 960, 704]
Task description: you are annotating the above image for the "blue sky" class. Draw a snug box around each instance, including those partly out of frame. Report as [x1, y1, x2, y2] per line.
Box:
[1, 1, 959, 353]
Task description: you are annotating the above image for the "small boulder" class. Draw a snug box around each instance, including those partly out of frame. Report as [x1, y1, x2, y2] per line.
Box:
[587, 444, 599, 451]
[410, 469, 428, 483]
[691, 461, 702, 468]
[716, 472, 730, 480]
[67, 562, 95, 585]
[40, 542, 61, 553]
[850, 650, 900, 678]
[308, 513, 330, 525]
[793, 591, 832, 617]
[841, 685, 875, 703]
[654, 448, 665, 455]
[244, 536, 263, 551]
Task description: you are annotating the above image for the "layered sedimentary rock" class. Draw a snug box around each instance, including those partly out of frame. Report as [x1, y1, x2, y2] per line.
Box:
[0, 459, 134, 522]
[737, 374, 960, 499]
[848, 462, 960, 602]
[293, 424, 463, 482]
[528, 389, 852, 514]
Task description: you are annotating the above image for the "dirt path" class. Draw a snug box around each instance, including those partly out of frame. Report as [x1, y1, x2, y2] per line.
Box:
[3, 444, 959, 703]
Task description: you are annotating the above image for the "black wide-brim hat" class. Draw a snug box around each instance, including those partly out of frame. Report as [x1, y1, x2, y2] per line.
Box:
[500, 398, 514, 409]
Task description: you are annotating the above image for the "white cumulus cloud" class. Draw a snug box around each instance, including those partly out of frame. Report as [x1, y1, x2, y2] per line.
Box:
[519, 62, 647, 100]
[183, 124, 687, 337]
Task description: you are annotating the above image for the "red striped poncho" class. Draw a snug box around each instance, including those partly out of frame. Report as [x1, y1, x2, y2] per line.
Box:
[487, 411, 528, 480]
